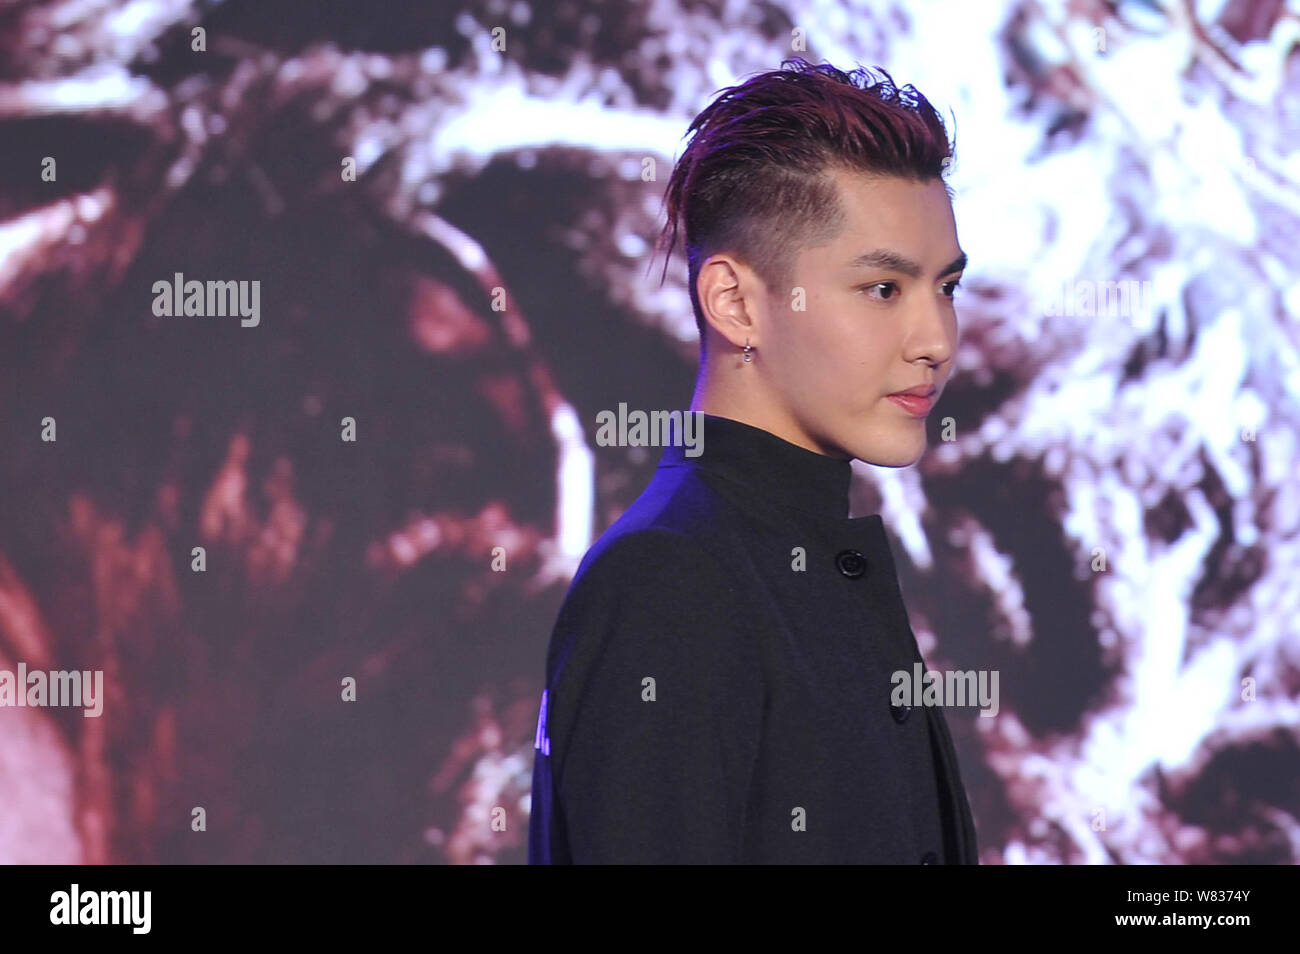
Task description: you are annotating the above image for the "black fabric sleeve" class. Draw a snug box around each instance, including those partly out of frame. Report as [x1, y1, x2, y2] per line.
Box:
[546, 528, 764, 863]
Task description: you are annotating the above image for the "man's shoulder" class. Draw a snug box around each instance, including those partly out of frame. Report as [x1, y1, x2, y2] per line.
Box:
[551, 499, 752, 643]
[570, 524, 729, 603]
[571, 467, 740, 590]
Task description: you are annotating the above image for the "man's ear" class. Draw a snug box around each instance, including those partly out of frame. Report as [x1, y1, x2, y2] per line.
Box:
[697, 252, 758, 350]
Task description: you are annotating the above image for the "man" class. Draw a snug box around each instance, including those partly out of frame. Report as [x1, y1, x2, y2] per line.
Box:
[529, 58, 978, 863]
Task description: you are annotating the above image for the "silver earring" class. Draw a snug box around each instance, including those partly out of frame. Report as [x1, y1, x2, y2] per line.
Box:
[743, 339, 753, 363]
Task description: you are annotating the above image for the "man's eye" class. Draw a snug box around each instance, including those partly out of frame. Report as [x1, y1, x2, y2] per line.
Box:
[943, 279, 962, 297]
[863, 282, 898, 300]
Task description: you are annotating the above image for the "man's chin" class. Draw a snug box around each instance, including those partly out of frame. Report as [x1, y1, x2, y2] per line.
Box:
[852, 435, 927, 468]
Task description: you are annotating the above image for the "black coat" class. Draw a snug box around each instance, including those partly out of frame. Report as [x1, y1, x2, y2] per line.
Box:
[529, 412, 979, 863]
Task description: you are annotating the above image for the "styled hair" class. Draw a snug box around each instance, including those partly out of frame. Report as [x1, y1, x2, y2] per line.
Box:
[656, 58, 955, 344]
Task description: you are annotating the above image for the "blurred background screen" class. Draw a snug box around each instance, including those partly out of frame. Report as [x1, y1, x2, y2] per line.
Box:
[0, 0, 1297, 864]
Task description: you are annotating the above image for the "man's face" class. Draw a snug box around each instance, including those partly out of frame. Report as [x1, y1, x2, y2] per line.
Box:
[759, 168, 963, 467]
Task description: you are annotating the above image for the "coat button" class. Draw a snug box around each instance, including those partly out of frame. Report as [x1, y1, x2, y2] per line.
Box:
[890, 701, 911, 723]
[835, 549, 867, 578]
[921, 851, 939, 865]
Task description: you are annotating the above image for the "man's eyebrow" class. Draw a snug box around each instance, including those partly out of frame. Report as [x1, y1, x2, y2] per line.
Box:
[847, 249, 968, 279]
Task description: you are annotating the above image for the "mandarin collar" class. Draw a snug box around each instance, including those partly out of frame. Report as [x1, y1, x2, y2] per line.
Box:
[657, 412, 856, 522]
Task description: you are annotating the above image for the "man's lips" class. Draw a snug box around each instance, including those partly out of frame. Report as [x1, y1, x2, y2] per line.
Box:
[886, 390, 936, 416]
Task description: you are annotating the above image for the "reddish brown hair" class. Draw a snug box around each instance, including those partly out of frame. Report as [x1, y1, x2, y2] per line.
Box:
[656, 58, 955, 344]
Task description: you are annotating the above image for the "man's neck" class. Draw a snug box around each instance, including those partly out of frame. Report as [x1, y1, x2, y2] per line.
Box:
[688, 373, 846, 459]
